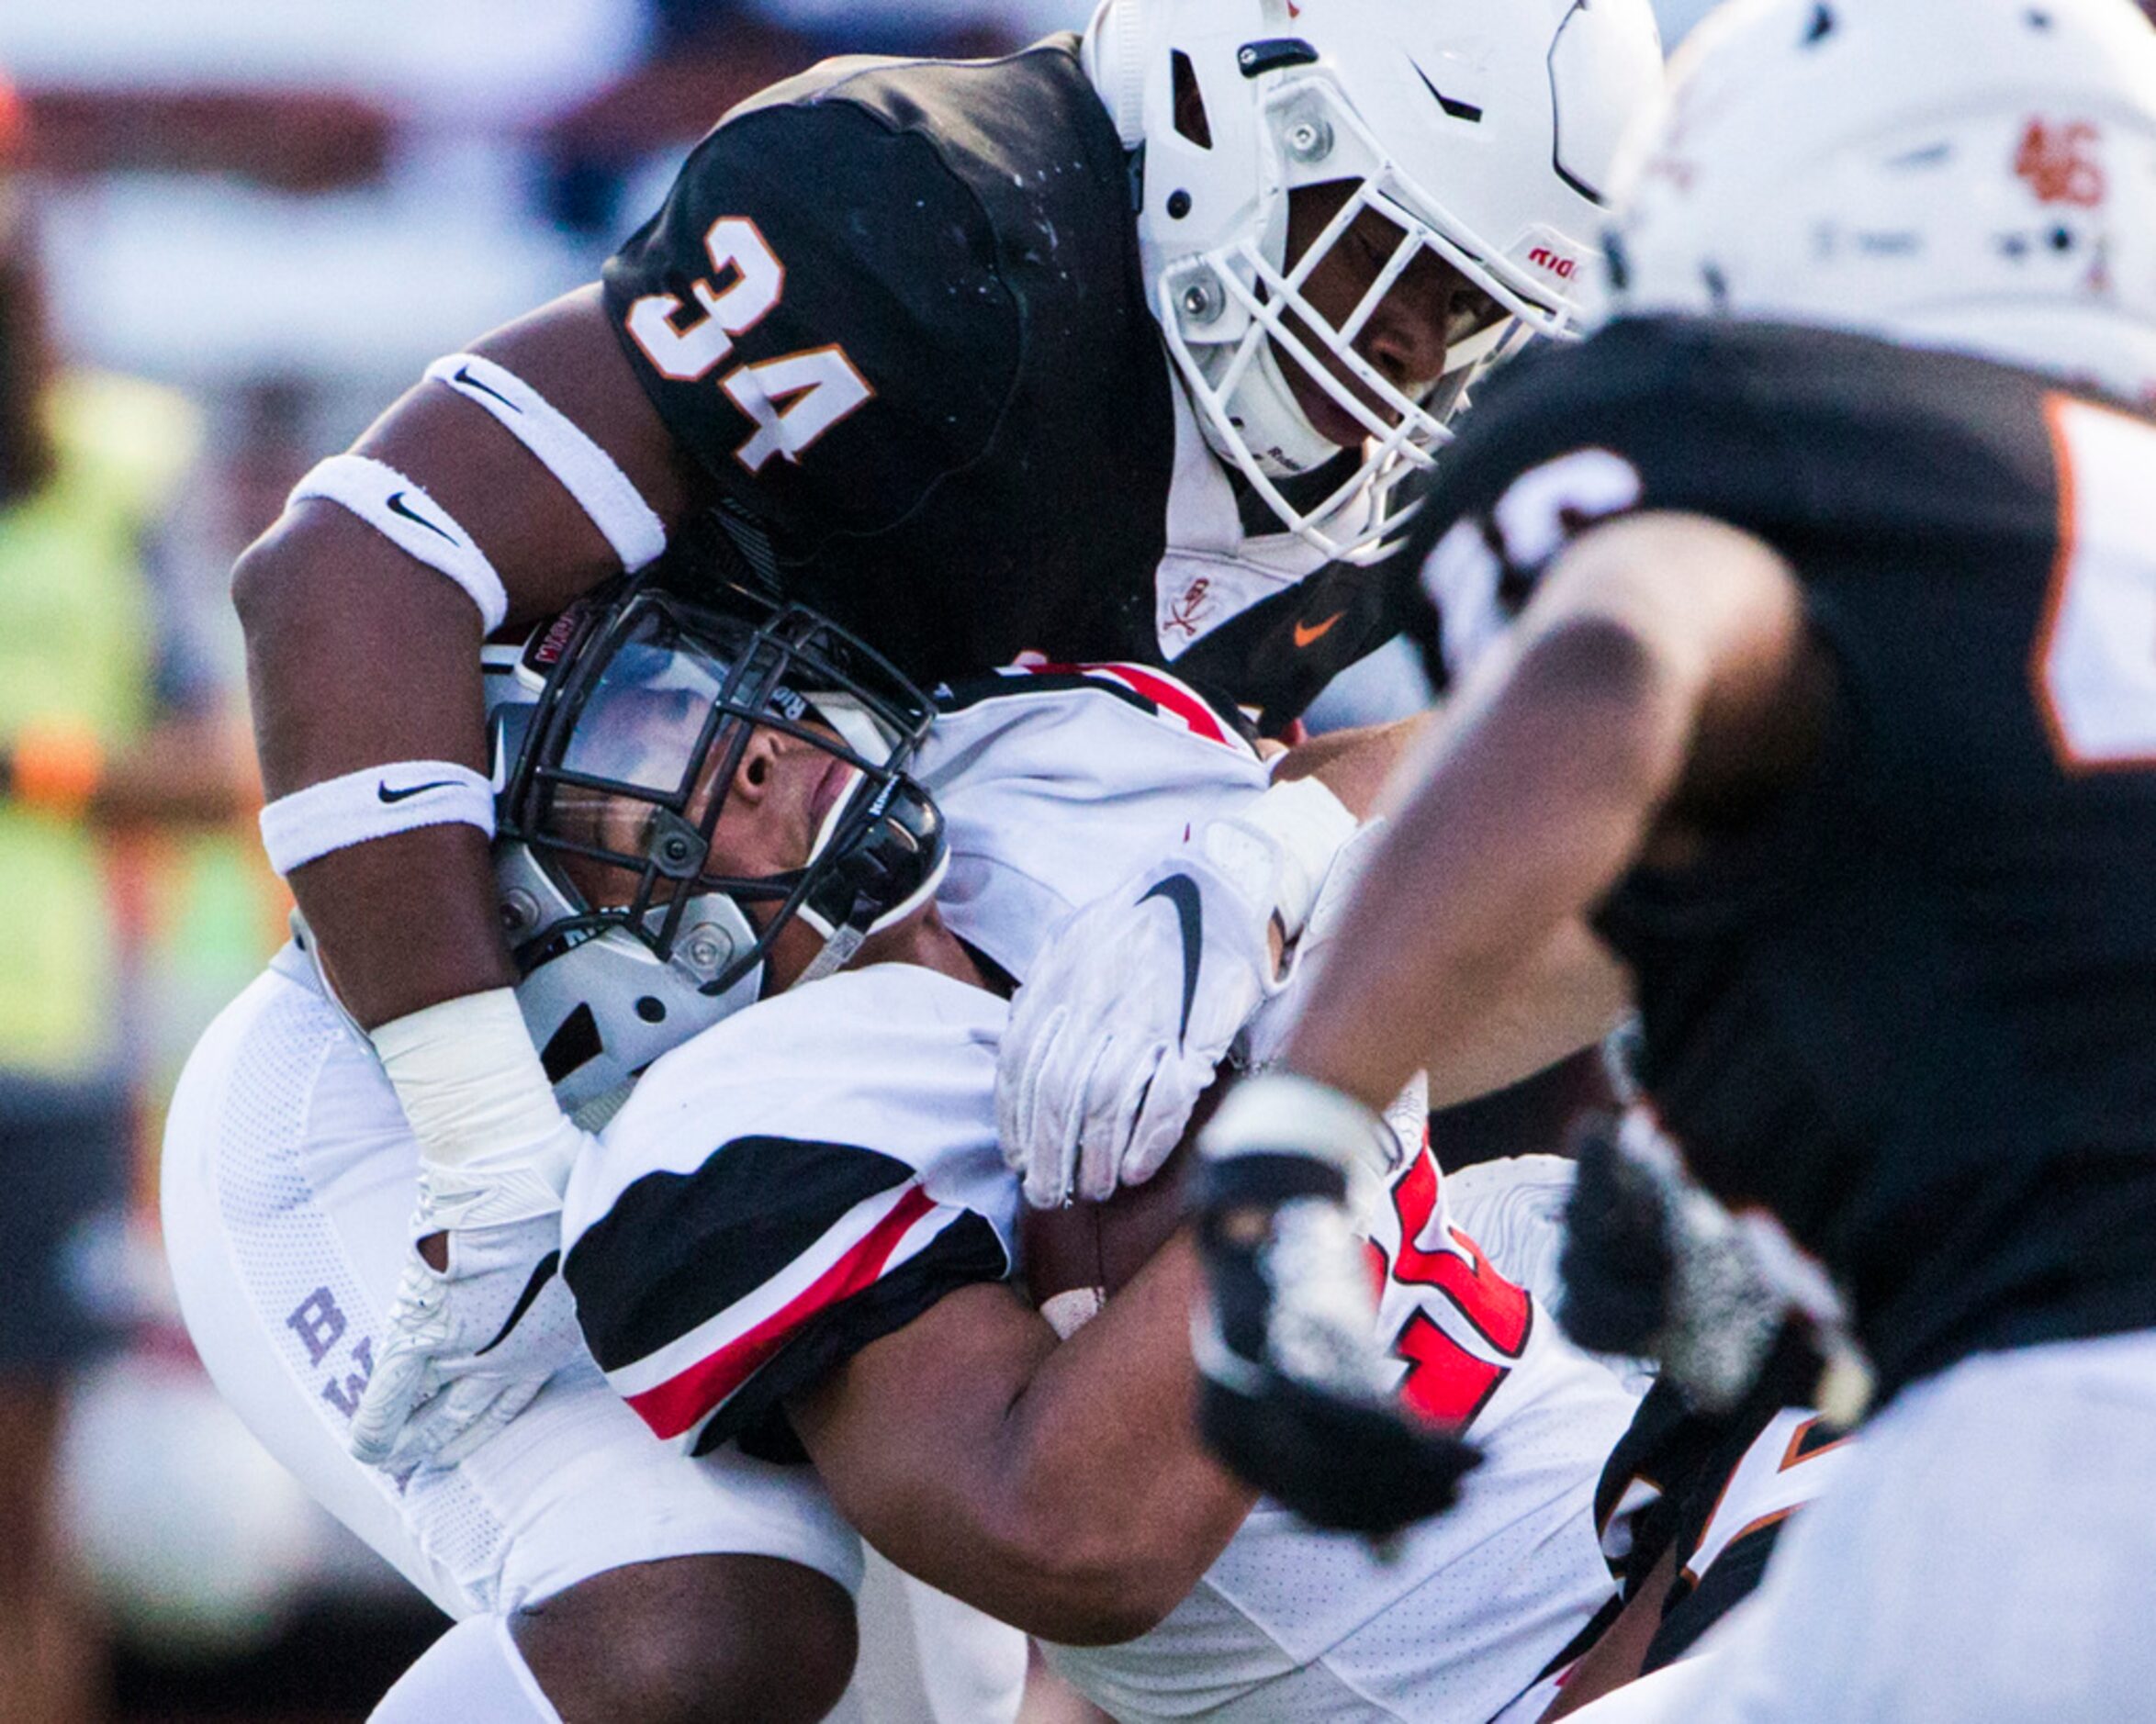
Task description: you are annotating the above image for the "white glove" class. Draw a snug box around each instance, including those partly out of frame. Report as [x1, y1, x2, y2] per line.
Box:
[350, 989, 587, 1473]
[349, 1127, 588, 1472]
[997, 778, 1356, 1209]
[349, 1210, 581, 1473]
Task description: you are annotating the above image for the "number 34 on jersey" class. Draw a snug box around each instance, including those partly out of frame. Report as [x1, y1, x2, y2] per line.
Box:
[623, 216, 874, 475]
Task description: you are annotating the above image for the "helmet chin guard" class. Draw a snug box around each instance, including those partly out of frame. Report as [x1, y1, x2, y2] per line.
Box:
[485, 579, 946, 1111]
[1084, 0, 1663, 562]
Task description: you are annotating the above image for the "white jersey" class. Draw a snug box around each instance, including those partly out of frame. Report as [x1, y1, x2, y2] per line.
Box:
[564, 666, 1640, 1723]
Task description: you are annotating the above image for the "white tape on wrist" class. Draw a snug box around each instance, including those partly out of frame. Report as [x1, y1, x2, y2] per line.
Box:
[259, 761, 495, 876]
[1212, 776, 1357, 938]
[288, 454, 510, 632]
[370, 988, 569, 1176]
[1201, 1070, 1405, 1179]
[426, 353, 667, 573]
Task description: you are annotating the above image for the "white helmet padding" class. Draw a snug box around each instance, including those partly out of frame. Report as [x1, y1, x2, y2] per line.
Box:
[1084, 0, 1664, 561]
[485, 578, 947, 1111]
[1600, 0, 2156, 407]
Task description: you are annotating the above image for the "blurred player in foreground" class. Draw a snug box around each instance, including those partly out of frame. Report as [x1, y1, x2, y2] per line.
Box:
[1190, 1, 2156, 1718]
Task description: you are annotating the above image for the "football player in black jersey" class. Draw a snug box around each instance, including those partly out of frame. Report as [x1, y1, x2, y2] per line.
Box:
[226, 1, 1663, 1717]
[1196, 0, 2156, 1717]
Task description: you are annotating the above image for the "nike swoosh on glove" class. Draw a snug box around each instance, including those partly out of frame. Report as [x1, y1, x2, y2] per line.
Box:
[349, 1129, 588, 1473]
[997, 847, 1280, 1210]
[1194, 1073, 1480, 1539]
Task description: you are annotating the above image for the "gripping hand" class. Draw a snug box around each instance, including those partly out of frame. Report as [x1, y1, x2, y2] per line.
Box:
[1193, 1072, 1480, 1538]
[997, 778, 1355, 1209]
[349, 1125, 587, 1472]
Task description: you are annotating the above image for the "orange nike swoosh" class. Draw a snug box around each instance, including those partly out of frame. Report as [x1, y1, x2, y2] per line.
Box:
[1294, 611, 1345, 648]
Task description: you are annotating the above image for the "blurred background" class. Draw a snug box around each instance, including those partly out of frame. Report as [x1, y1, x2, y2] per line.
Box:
[0, 2, 1786, 1719]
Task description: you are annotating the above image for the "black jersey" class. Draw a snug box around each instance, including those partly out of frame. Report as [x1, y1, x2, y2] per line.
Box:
[1591, 1333, 1837, 1674]
[601, 38, 1392, 728]
[1402, 317, 2156, 1402]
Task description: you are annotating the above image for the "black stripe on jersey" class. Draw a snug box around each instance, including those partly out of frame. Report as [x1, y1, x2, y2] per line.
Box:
[719, 1207, 1011, 1462]
[1643, 1519, 1786, 1674]
[936, 668, 1158, 721]
[566, 1135, 913, 1373]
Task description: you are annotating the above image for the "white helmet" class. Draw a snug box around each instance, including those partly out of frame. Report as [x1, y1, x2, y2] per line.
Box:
[1084, 0, 1664, 561]
[1601, 0, 2156, 405]
[486, 579, 947, 1114]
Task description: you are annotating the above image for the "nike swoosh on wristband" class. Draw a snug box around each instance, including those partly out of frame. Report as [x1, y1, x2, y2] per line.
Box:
[377, 779, 459, 803]
[475, 1250, 562, 1357]
[1294, 611, 1345, 648]
[453, 364, 522, 413]
[386, 490, 458, 544]
[1138, 873, 1204, 1048]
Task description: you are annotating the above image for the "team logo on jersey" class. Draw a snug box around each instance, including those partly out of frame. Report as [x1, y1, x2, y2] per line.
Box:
[1163, 576, 1215, 642]
[2016, 118, 2105, 208]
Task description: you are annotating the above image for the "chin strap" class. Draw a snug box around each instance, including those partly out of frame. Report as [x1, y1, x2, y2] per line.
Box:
[789, 773, 949, 988]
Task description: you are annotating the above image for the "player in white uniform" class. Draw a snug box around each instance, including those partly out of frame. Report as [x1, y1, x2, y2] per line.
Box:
[170, 576, 1643, 1722]
[526, 580, 1646, 1721]
[163, 587, 1027, 1724]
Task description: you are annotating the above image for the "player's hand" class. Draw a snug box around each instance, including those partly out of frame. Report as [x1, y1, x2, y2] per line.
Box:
[997, 846, 1282, 1209]
[1558, 1109, 1782, 1413]
[1192, 1072, 1480, 1538]
[349, 1130, 587, 1472]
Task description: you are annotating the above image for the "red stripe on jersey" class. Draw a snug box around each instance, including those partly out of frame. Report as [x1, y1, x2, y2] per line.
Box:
[623, 1182, 938, 1440]
[1023, 661, 1232, 746]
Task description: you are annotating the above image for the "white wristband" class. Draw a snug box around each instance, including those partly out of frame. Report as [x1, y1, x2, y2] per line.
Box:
[1209, 776, 1356, 939]
[259, 760, 494, 876]
[370, 988, 568, 1176]
[1200, 1070, 1405, 1179]
[426, 353, 667, 573]
[288, 453, 510, 633]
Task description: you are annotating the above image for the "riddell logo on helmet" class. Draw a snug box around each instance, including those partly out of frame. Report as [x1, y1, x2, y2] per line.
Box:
[526, 609, 581, 671]
[2016, 118, 2105, 207]
[1528, 247, 1579, 281]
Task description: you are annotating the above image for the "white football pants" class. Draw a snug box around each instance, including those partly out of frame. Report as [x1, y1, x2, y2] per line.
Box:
[163, 950, 1022, 1721]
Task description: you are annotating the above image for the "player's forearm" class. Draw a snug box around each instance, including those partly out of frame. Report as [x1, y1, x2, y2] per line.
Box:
[1274, 710, 1432, 819]
[235, 288, 704, 1026]
[797, 1240, 1252, 1643]
[235, 509, 512, 1024]
[1282, 616, 1689, 1113]
[1421, 919, 1631, 1110]
[974, 1237, 1253, 1640]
